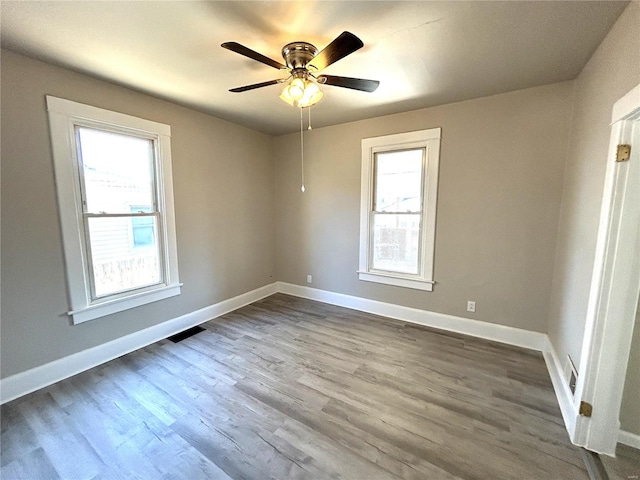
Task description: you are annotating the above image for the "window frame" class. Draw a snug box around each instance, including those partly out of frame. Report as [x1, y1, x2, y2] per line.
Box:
[47, 96, 181, 324]
[358, 128, 441, 291]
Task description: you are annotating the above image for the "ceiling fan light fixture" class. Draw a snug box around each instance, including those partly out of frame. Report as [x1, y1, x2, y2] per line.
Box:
[298, 82, 323, 108]
[280, 78, 323, 108]
[279, 85, 296, 106]
[288, 77, 305, 99]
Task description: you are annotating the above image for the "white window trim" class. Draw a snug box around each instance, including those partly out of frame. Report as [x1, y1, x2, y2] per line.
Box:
[47, 96, 181, 324]
[358, 128, 441, 291]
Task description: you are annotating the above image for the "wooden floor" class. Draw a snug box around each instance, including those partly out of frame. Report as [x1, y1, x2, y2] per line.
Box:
[1, 293, 589, 479]
[601, 444, 640, 480]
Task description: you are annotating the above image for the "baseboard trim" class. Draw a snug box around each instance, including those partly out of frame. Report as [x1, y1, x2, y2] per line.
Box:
[542, 337, 579, 437]
[277, 282, 547, 351]
[618, 430, 640, 449]
[0, 283, 277, 405]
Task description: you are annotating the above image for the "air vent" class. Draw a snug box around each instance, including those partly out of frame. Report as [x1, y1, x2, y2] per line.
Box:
[167, 325, 205, 343]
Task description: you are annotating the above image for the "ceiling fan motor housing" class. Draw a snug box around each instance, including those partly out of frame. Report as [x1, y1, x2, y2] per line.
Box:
[282, 42, 318, 70]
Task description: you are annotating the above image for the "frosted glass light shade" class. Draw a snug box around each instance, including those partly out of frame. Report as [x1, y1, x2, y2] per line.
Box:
[298, 82, 323, 108]
[280, 78, 323, 107]
[289, 78, 305, 99]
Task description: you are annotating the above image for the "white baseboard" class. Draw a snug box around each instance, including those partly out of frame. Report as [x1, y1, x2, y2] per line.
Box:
[277, 282, 547, 351]
[0, 283, 277, 405]
[542, 337, 579, 438]
[619, 430, 640, 450]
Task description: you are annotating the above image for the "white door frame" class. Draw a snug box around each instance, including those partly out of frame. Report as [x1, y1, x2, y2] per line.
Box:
[572, 83, 640, 455]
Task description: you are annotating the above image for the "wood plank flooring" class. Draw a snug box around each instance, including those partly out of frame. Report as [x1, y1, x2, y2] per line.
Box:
[1, 293, 589, 479]
[601, 444, 640, 480]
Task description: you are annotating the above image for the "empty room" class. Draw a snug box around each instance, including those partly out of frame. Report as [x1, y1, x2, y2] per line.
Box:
[1, 1, 639, 479]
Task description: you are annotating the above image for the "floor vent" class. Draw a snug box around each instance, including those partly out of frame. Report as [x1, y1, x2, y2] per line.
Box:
[167, 325, 205, 343]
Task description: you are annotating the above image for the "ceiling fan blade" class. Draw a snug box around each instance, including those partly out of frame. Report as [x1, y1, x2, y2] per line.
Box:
[317, 75, 380, 92]
[221, 42, 287, 70]
[308, 31, 364, 71]
[229, 79, 287, 93]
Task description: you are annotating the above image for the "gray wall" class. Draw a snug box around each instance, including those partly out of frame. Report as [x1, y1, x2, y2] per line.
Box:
[620, 297, 640, 436]
[274, 82, 573, 333]
[545, 1, 640, 436]
[1, 50, 276, 378]
[546, 0, 640, 386]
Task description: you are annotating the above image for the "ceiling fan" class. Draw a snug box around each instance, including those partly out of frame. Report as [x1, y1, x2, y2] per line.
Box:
[221, 31, 379, 108]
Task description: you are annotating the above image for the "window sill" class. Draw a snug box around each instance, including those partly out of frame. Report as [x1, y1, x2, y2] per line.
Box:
[358, 271, 434, 291]
[68, 283, 182, 324]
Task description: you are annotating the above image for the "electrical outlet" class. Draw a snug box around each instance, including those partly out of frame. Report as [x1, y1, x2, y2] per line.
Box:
[467, 301, 476, 313]
[307, 275, 312, 283]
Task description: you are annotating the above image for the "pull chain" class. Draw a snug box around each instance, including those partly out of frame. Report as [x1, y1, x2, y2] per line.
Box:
[300, 107, 305, 193]
[308, 106, 312, 130]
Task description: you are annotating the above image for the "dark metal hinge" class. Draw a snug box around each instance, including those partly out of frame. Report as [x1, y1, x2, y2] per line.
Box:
[579, 401, 593, 417]
[616, 144, 631, 162]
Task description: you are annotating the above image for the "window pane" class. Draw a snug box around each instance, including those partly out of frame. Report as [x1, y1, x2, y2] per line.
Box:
[371, 213, 420, 274]
[374, 149, 423, 212]
[78, 127, 155, 214]
[87, 216, 162, 297]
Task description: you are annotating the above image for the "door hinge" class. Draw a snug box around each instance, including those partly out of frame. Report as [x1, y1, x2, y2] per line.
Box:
[616, 144, 631, 162]
[579, 401, 593, 417]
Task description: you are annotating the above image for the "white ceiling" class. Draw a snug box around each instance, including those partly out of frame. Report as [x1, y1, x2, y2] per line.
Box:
[0, 1, 628, 136]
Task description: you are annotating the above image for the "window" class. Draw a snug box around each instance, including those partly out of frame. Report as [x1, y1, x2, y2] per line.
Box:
[47, 96, 181, 324]
[358, 128, 441, 291]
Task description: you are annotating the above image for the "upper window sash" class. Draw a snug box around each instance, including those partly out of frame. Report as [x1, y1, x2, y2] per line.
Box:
[75, 125, 160, 215]
[372, 147, 426, 214]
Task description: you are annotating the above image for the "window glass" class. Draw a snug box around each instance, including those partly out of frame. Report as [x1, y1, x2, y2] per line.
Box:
[77, 127, 163, 299]
[87, 216, 161, 297]
[374, 149, 423, 213]
[78, 127, 155, 214]
[130, 206, 156, 248]
[371, 148, 424, 275]
[372, 213, 421, 274]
